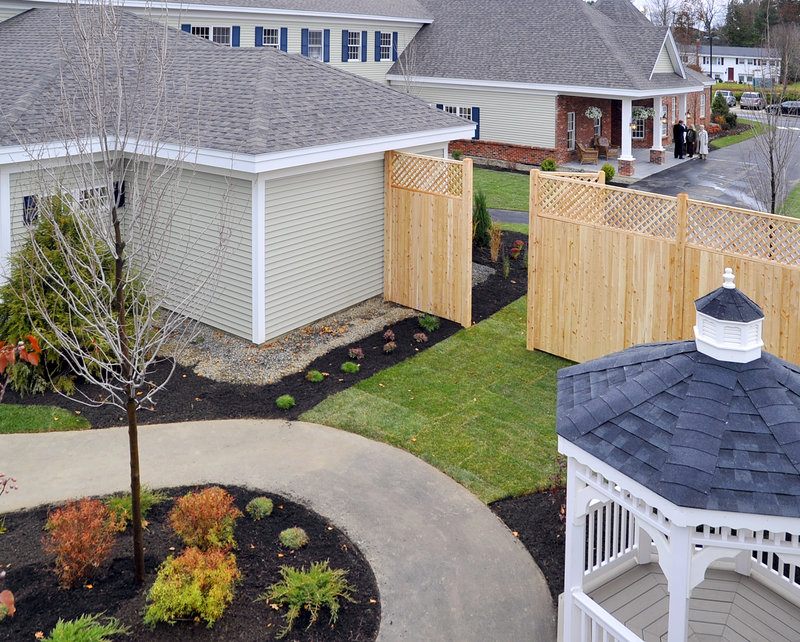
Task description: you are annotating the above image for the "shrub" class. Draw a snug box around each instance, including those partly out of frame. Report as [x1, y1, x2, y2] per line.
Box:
[43, 499, 119, 588]
[382, 329, 395, 342]
[490, 227, 503, 262]
[305, 370, 324, 383]
[347, 347, 364, 360]
[472, 188, 492, 248]
[383, 341, 397, 353]
[279, 527, 309, 550]
[711, 91, 730, 116]
[144, 548, 240, 629]
[601, 163, 615, 183]
[44, 613, 131, 641]
[413, 332, 428, 344]
[340, 361, 360, 374]
[169, 487, 242, 551]
[418, 314, 440, 333]
[276, 395, 295, 410]
[105, 487, 168, 532]
[450, 149, 463, 160]
[246, 497, 274, 520]
[724, 112, 738, 129]
[540, 157, 557, 171]
[262, 561, 355, 638]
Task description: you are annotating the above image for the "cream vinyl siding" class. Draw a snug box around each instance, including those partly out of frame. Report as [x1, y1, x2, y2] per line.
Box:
[0, 8, 24, 22]
[409, 84, 557, 148]
[263, 158, 384, 340]
[654, 47, 676, 73]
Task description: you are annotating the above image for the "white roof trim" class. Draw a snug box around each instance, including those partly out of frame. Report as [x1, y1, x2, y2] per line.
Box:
[387, 74, 705, 99]
[0, 125, 473, 173]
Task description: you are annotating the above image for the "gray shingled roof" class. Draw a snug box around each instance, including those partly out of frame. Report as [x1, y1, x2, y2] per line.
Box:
[557, 341, 800, 518]
[697, 45, 778, 58]
[695, 285, 764, 323]
[391, 0, 701, 93]
[164, 0, 432, 21]
[0, 8, 463, 154]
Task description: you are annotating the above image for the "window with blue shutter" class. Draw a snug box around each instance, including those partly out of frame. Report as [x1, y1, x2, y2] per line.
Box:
[341, 29, 349, 62]
[375, 31, 381, 62]
[361, 30, 367, 62]
[255, 26, 263, 47]
[232, 26, 240, 47]
[323, 29, 330, 62]
[181, 24, 191, 33]
[280, 27, 288, 52]
[23, 195, 38, 225]
[392, 31, 398, 61]
[301, 28, 309, 56]
[472, 107, 480, 139]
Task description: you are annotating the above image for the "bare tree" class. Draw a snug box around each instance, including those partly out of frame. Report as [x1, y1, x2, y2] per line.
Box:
[646, 0, 677, 26]
[4, 1, 231, 583]
[394, 35, 423, 96]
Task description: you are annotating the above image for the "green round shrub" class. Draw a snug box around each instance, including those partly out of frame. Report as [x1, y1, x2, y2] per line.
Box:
[305, 370, 324, 383]
[418, 314, 440, 333]
[340, 361, 360, 374]
[601, 163, 615, 183]
[246, 497, 274, 520]
[276, 395, 296, 410]
[451, 149, 464, 160]
[279, 527, 309, 550]
[540, 158, 557, 171]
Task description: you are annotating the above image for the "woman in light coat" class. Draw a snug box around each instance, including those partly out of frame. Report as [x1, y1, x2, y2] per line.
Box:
[697, 124, 709, 160]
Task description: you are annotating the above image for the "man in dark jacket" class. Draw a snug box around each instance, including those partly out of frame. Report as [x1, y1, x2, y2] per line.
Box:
[673, 120, 686, 159]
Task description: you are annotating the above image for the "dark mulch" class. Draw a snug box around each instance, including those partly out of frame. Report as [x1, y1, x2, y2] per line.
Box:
[0, 486, 379, 641]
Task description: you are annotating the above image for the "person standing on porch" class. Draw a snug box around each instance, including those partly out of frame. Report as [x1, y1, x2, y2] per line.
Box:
[673, 120, 687, 159]
[686, 124, 697, 157]
[697, 124, 709, 160]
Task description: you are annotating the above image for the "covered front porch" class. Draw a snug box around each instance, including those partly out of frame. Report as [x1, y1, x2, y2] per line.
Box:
[559, 144, 696, 180]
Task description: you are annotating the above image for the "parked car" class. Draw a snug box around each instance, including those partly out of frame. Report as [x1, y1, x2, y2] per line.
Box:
[740, 92, 765, 110]
[714, 89, 736, 107]
[766, 100, 800, 115]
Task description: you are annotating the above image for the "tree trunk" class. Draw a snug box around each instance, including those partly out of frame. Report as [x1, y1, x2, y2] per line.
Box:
[127, 397, 145, 583]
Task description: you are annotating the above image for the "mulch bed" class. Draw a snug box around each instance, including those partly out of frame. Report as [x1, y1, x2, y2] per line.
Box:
[1, 486, 379, 641]
[2, 230, 569, 631]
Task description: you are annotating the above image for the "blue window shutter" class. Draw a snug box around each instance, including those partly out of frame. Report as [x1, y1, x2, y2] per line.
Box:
[301, 28, 309, 56]
[232, 26, 240, 47]
[472, 107, 480, 139]
[436, 104, 443, 110]
[361, 30, 367, 62]
[342, 29, 349, 61]
[255, 26, 263, 47]
[375, 31, 381, 61]
[392, 31, 398, 61]
[181, 24, 191, 33]
[113, 181, 126, 208]
[323, 29, 330, 62]
[23, 195, 38, 225]
[280, 27, 288, 52]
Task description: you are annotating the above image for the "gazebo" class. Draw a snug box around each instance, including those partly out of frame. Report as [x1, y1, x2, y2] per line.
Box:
[557, 269, 800, 641]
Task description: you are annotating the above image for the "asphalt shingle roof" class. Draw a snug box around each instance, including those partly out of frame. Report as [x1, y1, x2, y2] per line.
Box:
[391, 0, 701, 93]
[0, 8, 464, 154]
[695, 285, 764, 323]
[557, 341, 800, 518]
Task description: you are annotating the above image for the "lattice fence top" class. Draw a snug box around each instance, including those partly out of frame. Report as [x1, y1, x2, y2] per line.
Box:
[390, 151, 463, 197]
[687, 202, 800, 265]
[552, 171, 603, 183]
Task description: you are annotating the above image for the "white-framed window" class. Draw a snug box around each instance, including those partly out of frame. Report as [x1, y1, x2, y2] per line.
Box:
[567, 112, 576, 151]
[661, 107, 668, 138]
[700, 93, 706, 117]
[191, 26, 231, 46]
[715, 57, 723, 65]
[632, 118, 645, 139]
[263, 28, 279, 48]
[380, 32, 392, 61]
[593, 117, 601, 138]
[347, 30, 361, 61]
[444, 105, 472, 120]
[671, 97, 677, 123]
[308, 29, 323, 60]
[23, 183, 123, 225]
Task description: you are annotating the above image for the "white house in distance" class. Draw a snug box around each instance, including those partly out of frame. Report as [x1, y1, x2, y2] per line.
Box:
[681, 43, 781, 85]
[0, 7, 472, 344]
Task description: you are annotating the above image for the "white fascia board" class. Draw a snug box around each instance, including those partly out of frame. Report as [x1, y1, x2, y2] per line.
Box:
[559, 438, 800, 533]
[388, 74, 706, 99]
[0, 125, 472, 174]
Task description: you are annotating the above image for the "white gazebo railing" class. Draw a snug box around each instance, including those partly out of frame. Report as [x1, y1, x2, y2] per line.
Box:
[571, 590, 644, 642]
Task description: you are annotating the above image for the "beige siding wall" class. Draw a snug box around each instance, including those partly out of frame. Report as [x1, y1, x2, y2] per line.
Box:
[407, 84, 557, 148]
[654, 47, 676, 73]
[143, 10, 421, 84]
[0, 7, 24, 22]
[263, 157, 384, 340]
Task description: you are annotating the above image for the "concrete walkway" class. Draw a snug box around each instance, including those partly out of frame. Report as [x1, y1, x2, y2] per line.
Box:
[1, 419, 556, 641]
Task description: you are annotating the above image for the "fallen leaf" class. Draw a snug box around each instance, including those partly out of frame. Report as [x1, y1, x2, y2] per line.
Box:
[512, 531, 519, 537]
[327, 526, 334, 531]
[35, 633, 44, 640]
[378, 383, 385, 387]
[85, 584, 93, 589]
[411, 437, 417, 442]
[369, 599, 377, 604]
[278, 553, 284, 558]
[74, 410, 81, 415]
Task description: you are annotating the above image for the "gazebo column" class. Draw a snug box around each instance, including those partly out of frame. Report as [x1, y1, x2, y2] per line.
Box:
[650, 95, 665, 165]
[618, 98, 635, 177]
[561, 456, 586, 642]
[666, 524, 692, 641]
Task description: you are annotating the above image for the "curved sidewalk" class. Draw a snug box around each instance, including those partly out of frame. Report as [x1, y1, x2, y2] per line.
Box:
[1, 419, 556, 641]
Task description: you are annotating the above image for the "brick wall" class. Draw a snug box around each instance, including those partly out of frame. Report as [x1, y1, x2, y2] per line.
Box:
[449, 139, 572, 166]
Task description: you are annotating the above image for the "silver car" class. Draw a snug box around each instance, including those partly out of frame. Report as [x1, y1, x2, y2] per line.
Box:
[714, 89, 736, 107]
[740, 92, 765, 110]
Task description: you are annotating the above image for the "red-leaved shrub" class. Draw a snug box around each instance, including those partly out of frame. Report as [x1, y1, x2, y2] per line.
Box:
[43, 498, 118, 588]
[169, 487, 242, 551]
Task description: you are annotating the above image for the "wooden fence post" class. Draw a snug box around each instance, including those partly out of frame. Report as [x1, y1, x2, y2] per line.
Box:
[527, 170, 541, 351]
[674, 192, 689, 340]
[597, 170, 605, 184]
[461, 158, 473, 327]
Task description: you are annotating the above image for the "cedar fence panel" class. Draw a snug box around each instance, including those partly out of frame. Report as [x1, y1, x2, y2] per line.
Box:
[384, 151, 472, 327]
[528, 170, 800, 365]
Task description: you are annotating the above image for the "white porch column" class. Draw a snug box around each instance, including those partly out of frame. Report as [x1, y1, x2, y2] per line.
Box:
[666, 524, 692, 642]
[620, 98, 634, 161]
[561, 456, 586, 642]
[679, 93, 688, 123]
[651, 96, 664, 151]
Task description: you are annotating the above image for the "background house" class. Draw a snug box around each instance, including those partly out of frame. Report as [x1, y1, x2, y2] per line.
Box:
[0, 8, 472, 344]
[681, 43, 781, 85]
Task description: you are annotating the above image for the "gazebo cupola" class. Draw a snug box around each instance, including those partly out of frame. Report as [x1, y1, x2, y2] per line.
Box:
[693, 267, 764, 363]
[557, 269, 800, 642]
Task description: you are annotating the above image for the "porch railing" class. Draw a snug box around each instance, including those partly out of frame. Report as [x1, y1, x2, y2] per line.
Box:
[572, 590, 644, 642]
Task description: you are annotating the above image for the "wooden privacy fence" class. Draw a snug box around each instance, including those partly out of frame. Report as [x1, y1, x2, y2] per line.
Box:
[384, 151, 472, 327]
[527, 170, 800, 364]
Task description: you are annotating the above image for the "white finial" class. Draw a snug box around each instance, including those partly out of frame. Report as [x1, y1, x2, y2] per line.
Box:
[722, 268, 735, 289]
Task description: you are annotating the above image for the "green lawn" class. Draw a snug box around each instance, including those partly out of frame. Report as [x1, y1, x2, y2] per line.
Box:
[0, 404, 89, 433]
[779, 182, 800, 218]
[302, 297, 571, 503]
[497, 222, 529, 234]
[711, 118, 765, 149]
[474, 167, 529, 212]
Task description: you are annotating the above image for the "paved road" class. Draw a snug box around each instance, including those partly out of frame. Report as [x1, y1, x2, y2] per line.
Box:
[1, 419, 557, 641]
